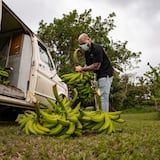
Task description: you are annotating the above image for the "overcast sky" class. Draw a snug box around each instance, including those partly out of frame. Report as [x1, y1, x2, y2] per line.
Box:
[3, 0, 160, 77]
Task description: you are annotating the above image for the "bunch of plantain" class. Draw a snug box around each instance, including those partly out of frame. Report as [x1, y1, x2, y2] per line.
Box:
[16, 106, 125, 137]
[16, 110, 50, 135]
[61, 71, 95, 106]
[0, 66, 10, 85]
[16, 85, 83, 138]
[79, 110, 125, 134]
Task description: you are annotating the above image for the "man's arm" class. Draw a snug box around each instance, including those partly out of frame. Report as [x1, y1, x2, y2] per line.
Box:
[82, 62, 101, 71]
[75, 62, 101, 72]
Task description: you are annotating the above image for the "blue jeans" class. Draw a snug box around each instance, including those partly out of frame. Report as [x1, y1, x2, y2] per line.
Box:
[97, 76, 113, 112]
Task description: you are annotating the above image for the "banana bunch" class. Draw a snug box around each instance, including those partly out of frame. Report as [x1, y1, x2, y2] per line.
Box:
[61, 71, 95, 105]
[16, 110, 50, 135]
[16, 102, 83, 138]
[16, 85, 83, 138]
[16, 106, 82, 138]
[0, 66, 10, 85]
[45, 85, 83, 138]
[39, 102, 83, 139]
[79, 110, 125, 134]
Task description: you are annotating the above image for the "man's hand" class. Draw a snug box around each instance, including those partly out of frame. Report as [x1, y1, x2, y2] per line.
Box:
[75, 65, 83, 72]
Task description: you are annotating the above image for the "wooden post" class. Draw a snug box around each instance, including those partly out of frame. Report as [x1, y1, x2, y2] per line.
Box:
[94, 73, 100, 111]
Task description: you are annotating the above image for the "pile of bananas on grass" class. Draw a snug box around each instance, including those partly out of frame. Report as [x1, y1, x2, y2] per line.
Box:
[16, 85, 82, 139]
[0, 66, 10, 85]
[16, 85, 125, 138]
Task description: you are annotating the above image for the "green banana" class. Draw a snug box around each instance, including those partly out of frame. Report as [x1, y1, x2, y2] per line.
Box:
[108, 114, 120, 120]
[90, 112, 105, 123]
[106, 120, 115, 134]
[73, 48, 80, 64]
[91, 120, 104, 131]
[56, 125, 70, 136]
[27, 119, 37, 135]
[74, 128, 82, 137]
[42, 121, 57, 129]
[83, 121, 96, 129]
[68, 72, 81, 84]
[98, 113, 111, 132]
[24, 119, 33, 135]
[46, 97, 58, 110]
[67, 114, 79, 123]
[19, 118, 28, 129]
[50, 124, 64, 136]
[39, 101, 49, 108]
[108, 111, 122, 115]
[61, 72, 75, 77]
[108, 111, 125, 123]
[78, 88, 89, 94]
[58, 117, 70, 126]
[113, 118, 125, 123]
[61, 96, 68, 106]
[40, 110, 58, 124]
[52, 85, 66, 111]
[76, 120, 83, 129]
[69, 102, 81, 114]
[58, 134, 71, 139]
[36, 122, 50, 133]
[32, 122, 47, 135]
[66, 121, 76, 135]
[0, 70, 9, 77]
[80, 110, 97, 117]
[80, 115, 92, 122]
[65, 88, 78, 108]
[61, 73, 76, 80]
[16, 114, 28, 129]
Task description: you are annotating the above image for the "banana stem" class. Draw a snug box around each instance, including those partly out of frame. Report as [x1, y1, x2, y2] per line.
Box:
[35, 101, 40, 123]
[52, 84, 66, 112]
[68, 88, 78, 108]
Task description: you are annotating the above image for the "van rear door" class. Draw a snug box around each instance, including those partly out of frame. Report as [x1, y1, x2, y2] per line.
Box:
[35, 40, 58, 100]
[34, 40, 68, 102]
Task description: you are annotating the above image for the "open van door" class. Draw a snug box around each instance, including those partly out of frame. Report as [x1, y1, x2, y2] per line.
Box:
[0, 0, 2, 30]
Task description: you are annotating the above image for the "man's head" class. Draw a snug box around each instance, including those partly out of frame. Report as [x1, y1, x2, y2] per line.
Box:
[78, 33, 91, 51]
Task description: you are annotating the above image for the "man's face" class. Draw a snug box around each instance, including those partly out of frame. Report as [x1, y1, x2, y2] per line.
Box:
[79, 37, 90, 51]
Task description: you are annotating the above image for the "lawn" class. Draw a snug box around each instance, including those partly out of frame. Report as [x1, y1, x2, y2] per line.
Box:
[0, 111, 160, 160]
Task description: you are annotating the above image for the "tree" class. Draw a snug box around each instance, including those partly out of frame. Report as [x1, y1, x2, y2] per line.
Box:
[144, 63, 160, 111]
[123, 76, 150, 108]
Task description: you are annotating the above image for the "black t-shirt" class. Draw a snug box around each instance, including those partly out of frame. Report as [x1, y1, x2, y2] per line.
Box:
[84, 43, 113, 80]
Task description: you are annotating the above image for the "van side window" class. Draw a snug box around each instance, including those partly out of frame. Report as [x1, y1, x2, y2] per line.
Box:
[38, 41, 54, 70]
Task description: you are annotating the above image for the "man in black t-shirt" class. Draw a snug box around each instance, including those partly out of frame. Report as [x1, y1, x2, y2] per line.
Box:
[75, 33, 113, 112]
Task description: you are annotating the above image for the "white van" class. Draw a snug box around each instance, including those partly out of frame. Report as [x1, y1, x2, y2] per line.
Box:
[0, 1, 68, 110]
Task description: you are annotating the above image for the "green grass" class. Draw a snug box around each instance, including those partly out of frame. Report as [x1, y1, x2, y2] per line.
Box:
[1, 112, 160, 160]
[122, 105, 156, 113]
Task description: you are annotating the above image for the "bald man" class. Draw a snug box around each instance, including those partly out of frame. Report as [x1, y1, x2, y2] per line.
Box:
[75, 33, 113, 112]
